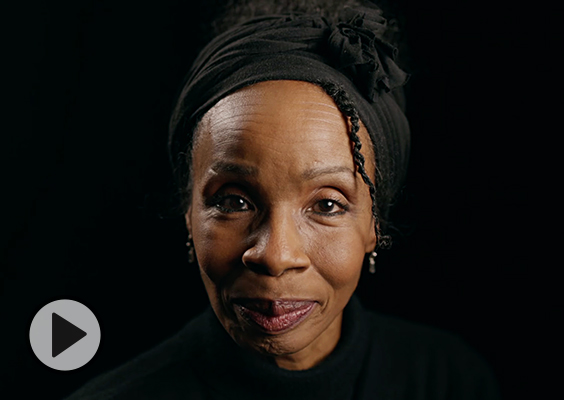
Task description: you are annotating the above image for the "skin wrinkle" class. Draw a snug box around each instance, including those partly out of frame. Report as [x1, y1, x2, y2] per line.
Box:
[207, 114, 348, 140]
[205, 95, 345, 132]
[186, 80, 377, 371]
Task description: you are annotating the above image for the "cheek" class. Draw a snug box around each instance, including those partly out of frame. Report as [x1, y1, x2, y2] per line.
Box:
[191, 212, 247, 284]
[304, 226, 366, 291]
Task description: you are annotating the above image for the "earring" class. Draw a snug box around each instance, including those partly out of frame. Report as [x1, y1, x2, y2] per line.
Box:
[368, 251, 377, 274]
[186, 234, 195, 264]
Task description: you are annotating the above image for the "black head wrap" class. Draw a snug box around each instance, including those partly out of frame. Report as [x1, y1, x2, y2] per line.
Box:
[168, 5, 410, 242]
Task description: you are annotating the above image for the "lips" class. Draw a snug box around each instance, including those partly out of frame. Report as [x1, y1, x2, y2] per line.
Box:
[233, 299, 316, 334]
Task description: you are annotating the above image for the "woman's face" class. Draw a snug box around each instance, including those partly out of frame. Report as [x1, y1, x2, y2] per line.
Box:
[186, 80, 376, 370]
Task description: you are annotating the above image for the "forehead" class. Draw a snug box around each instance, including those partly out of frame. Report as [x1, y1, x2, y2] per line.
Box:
[191, 80, 372, 181]
[194, 81, 351, 168]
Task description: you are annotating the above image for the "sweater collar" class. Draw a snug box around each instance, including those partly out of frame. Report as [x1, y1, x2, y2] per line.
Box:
[195, 295, 370, 400]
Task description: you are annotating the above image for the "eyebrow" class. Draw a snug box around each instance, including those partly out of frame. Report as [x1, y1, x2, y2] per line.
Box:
[301, 166, 356, 181]
[209, 161, 258, 177]
[208, 162, 355, 181]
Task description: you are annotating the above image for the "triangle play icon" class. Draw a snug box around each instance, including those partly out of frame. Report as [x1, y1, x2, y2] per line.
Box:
[52, 312, 87, 358]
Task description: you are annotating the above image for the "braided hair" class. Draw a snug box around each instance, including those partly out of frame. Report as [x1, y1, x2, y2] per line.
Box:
[316, 80, 392, 249]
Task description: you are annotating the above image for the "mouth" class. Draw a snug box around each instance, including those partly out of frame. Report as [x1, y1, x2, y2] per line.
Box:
[232, 299, 317, 334]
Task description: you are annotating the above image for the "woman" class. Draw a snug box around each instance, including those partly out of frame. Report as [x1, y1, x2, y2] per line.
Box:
[65, 1, 500, 399]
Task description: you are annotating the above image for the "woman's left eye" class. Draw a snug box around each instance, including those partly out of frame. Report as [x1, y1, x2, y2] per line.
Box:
[311, 199, 347, 215]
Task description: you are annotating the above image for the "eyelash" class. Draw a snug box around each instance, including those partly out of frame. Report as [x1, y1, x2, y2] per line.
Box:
[310, 197, 349, 216]
[210, 194, 255, 213]
[208, 193, 348, 217]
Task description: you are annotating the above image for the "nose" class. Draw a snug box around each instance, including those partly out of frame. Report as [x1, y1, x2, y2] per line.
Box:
[242, 209, 310, 277]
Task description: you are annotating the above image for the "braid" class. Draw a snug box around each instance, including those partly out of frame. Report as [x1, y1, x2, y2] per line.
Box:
[317, 80, 392, 249]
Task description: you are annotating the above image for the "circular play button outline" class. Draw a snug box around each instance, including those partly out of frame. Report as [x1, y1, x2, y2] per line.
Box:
[29, 299, 101, 371]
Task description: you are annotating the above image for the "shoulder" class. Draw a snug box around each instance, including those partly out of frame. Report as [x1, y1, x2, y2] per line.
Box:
[63, 311, 210, 400]
[362, 310, 501, 400]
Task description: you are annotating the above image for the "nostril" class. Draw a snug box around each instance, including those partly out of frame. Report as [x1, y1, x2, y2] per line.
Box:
[242, 245, 310, 277]
[244, 260, 306, 278]
[245, 261, 273, 276]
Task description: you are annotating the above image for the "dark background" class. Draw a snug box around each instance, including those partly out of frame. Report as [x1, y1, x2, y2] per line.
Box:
[1, 1, 559, 399]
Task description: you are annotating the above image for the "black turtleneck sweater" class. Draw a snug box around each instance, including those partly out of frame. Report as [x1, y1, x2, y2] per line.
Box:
[63, 296, 500, 400]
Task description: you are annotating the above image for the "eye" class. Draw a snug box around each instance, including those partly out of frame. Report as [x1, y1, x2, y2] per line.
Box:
[215, 195, 254, 213]
[311, 198, 348, 216]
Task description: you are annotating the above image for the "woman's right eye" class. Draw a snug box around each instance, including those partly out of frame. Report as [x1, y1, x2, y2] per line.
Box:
[214, 195, 254, 213]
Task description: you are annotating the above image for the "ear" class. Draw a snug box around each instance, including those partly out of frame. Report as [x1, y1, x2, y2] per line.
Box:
[184, 205, 192, 234]
[364, 220, 378, 253]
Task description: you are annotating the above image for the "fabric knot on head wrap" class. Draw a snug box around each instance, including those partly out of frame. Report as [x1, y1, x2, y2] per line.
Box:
[328, 6, 409, 101]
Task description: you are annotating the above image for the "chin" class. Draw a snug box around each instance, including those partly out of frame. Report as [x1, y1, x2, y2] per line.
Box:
[231, 320, 318, 358]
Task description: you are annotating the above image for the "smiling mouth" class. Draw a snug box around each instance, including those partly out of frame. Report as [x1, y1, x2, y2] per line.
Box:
[232, 299, 317, 334]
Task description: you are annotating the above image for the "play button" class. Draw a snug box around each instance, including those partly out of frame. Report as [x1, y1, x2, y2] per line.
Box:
[30, 299, 101, 371]
[52, 312, 87, 357]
